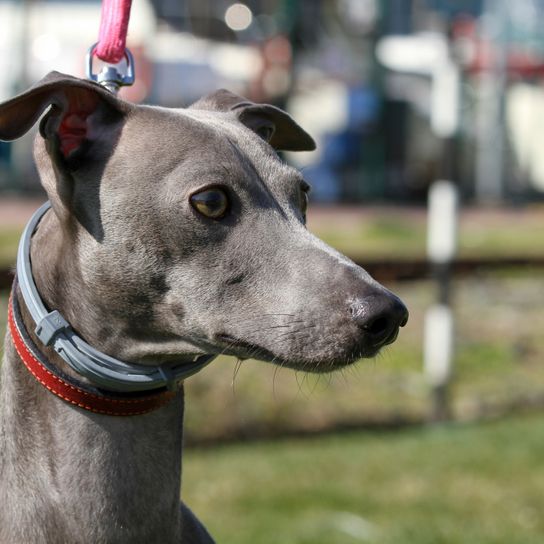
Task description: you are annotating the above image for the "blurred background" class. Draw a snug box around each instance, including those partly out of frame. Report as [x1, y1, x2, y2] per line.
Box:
[0, 1, 543, 542]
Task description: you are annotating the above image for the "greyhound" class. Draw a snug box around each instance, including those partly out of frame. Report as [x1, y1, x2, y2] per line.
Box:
[0, 72, 408, 543]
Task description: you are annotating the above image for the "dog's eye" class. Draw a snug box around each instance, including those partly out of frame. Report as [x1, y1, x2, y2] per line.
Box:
[190, 188, 229, 219]
[301, 190, 309, 218]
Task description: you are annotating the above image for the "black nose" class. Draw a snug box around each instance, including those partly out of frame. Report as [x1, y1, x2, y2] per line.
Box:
[350, 294, 409, 348]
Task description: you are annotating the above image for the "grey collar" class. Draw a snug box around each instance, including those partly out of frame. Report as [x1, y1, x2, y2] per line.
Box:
[16, 202, 216, 393]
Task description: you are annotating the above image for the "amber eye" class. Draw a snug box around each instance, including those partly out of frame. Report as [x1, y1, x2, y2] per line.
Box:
[190, 188, 229, 219]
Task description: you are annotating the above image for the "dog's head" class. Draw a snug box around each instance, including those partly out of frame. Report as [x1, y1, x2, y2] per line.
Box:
[0, 72, 407, 372]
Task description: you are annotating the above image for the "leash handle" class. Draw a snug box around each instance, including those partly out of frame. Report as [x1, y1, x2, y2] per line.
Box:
[96, 0, 133, 64]
[87, 0, 135, 94]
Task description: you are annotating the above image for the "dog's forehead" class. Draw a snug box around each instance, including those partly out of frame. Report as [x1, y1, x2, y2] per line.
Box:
[129, 105, 300, 190]
[188, 108, 305, 193]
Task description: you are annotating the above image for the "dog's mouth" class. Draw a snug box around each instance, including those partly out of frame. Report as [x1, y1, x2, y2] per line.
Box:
[215, 334, 278, 361]
[214, 333, 371, 372]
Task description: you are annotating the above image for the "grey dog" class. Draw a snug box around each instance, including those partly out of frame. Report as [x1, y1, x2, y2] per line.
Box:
[0, 72, 408, 543]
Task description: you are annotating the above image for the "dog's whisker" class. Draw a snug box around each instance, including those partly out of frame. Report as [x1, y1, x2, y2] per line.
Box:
[215, 334, 249, 359]
[303, 372, 319, 396]
[218, 340, 238, 357]
[228, 313, 298, 325]
[294, 370, 313, 400]
[243, 324, 293, 335]
[231, 358, 244, 392]
[271, 357, 282, 399]
[301, 370, 310, 391]
[294, 371, 304, 396]
[244, 343, 266, 361]
[231, 318, 306, 332]
[258, 313, 296, 317]
[273, 324, 317, 341]
[272, 363, 279, 397]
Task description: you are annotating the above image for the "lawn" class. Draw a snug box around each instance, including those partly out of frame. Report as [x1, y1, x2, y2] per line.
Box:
[306, 205, 544, 260]
[183, 414, 544, 544]
[0, 228, 20, 269]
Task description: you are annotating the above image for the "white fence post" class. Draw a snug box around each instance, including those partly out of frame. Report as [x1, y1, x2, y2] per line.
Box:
[424, 180, 458, 420]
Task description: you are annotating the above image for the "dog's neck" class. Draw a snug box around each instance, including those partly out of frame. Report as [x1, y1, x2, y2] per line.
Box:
[0, 216, 186, 542]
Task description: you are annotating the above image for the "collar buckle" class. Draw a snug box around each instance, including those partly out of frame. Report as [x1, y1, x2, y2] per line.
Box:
[35, 310, 70, 346]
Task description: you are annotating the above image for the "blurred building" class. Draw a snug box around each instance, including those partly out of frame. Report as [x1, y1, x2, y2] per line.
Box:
[1, 0, 544, 204]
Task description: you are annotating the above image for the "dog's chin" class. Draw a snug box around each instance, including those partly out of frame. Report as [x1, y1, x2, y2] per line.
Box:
[215, 334, 381, 373]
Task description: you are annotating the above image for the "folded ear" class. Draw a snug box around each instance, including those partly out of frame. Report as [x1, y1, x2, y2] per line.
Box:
[0, 71, 132, 158]
[190, 89, 315, 152]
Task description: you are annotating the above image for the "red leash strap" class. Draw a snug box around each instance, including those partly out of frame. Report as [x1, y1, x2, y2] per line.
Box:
[96, 0, 133, 64]
[8, 293, 177, 416]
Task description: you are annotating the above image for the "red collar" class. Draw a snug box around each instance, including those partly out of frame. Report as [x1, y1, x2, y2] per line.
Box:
[8, 291, 177, 416]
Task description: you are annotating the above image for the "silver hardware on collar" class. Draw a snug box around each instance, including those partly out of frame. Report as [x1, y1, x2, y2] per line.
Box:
[35, 310, 70, 346]
[85, 43, 135, 94]
[17, 202, 216, 392]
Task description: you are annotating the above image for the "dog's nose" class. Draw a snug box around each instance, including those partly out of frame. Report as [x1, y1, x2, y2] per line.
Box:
[349, 294, 409, 348]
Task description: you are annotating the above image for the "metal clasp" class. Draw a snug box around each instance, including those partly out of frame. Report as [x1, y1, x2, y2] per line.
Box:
[86, 43, 135, 94]
[35, 310, 70, 346]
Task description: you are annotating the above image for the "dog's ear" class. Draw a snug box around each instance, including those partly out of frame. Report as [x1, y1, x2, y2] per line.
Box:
[0, 72, 133, 239]
[190, 89, 315, 152]
[0, 71, 132, 159]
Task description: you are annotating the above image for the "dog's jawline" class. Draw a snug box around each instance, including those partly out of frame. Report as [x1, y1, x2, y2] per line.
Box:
[215, 333, 375, 372]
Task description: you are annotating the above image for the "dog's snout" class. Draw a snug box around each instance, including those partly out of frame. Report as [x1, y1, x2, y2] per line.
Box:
[350, 294, 409, 348]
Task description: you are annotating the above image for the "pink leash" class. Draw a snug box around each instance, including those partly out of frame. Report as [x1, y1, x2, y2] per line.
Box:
[86, 0, 135, 93]
[95, 0, 133, 64]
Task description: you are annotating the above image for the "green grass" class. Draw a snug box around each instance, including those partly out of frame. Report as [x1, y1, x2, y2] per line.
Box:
[311, 219, 426, 260]
[0, 228, 19, 268]
[183, 414, 544, 544]
[307, 208, 544, 260]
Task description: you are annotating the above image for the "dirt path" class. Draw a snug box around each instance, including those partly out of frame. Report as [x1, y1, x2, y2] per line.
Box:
[0, 196, 46, 228]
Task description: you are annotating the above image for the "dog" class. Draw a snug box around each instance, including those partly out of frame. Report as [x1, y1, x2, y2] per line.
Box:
[0, 72, 408, 543]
